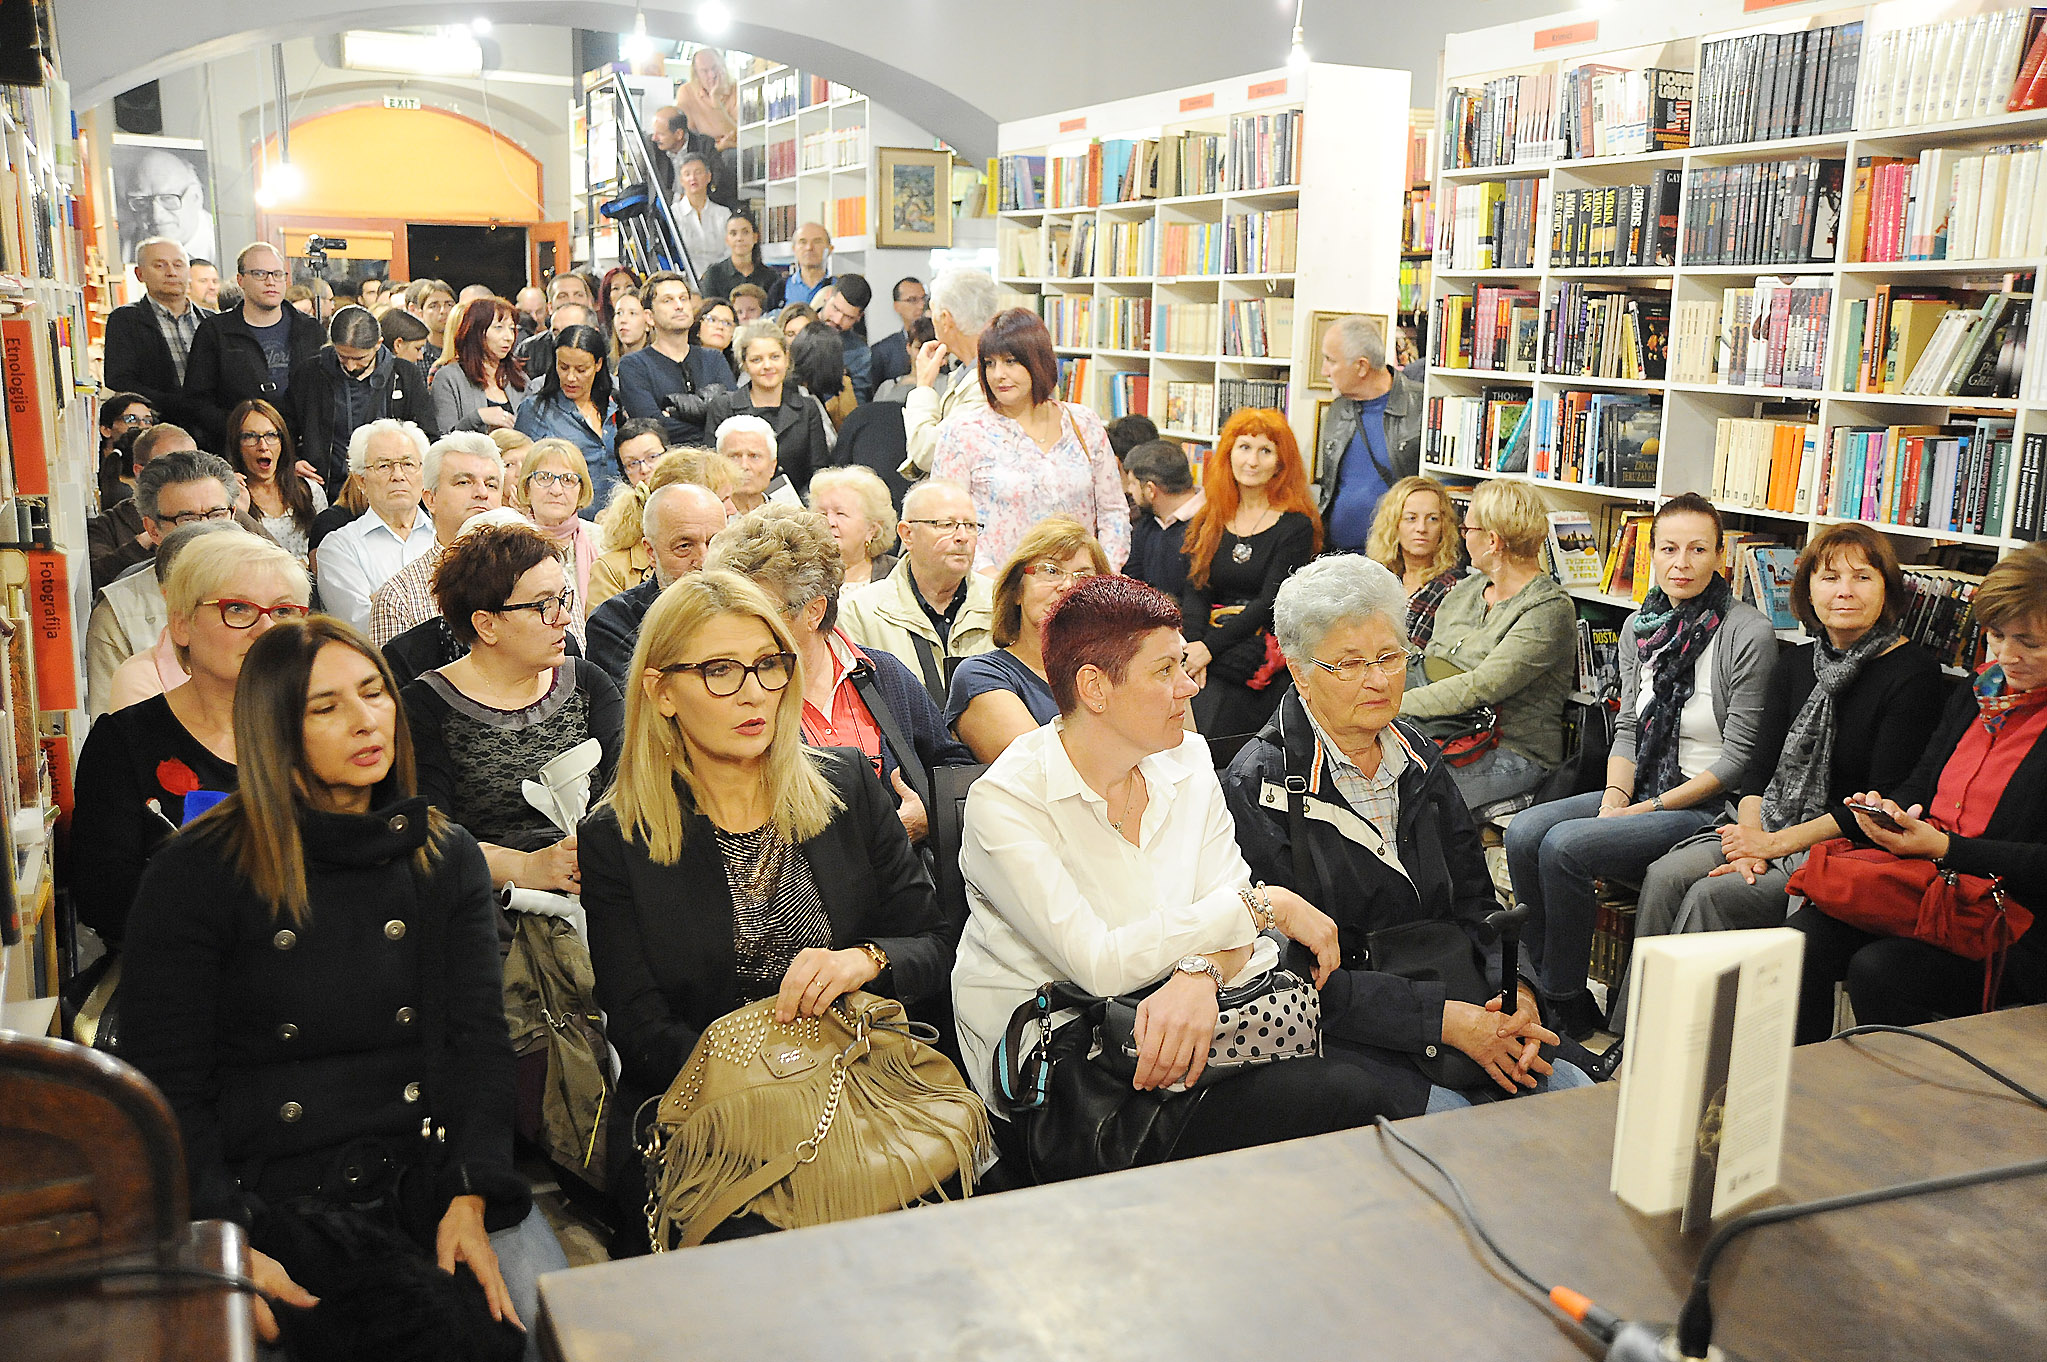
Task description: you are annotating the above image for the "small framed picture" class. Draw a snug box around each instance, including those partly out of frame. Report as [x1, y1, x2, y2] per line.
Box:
[1307, 311, 1388, 390]
[875, 146, 955, 249]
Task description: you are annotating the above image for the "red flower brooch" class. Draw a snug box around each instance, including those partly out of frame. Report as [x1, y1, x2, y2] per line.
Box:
[156, 759, 201, 797]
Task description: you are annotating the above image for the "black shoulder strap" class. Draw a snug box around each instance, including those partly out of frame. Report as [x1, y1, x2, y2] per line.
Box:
[1281, 704, 1315, 893]
[849, 660, 932, 811]
[907, 630, 946, 706]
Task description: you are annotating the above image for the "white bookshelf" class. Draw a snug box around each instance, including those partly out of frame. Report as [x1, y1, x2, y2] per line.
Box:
[993, 62, 1412, 457]
[1425, 0, 2047, 603]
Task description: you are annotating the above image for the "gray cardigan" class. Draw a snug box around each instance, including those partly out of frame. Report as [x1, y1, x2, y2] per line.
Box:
[1613, 596, 1779, 796]
[430, 361, 528, 435]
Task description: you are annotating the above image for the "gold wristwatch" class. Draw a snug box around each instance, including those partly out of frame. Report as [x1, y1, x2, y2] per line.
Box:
[858, 942, 890, 977]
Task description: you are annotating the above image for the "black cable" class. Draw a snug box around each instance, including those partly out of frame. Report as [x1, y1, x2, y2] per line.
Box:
[0, 1262, 260, 1295]
[1835, 1023, 2047, 1110]
[1372, 1115, 1551, 1301]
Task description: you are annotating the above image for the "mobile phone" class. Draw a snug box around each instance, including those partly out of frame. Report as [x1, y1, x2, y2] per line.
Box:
[1845, 801, 1905, 833]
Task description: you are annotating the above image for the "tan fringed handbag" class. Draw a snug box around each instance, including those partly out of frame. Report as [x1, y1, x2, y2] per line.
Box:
[641, 991, 991, 1250]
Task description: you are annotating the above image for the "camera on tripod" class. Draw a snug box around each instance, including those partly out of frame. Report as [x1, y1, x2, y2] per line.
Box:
[302, 234, 348, 278]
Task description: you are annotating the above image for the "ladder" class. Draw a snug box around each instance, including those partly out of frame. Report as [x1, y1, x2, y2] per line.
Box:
[589, 73, 703, 289]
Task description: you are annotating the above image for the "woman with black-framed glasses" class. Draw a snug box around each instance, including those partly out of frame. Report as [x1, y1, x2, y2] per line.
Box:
[225, 398, 326, 566]
[578, 568, 951, 1251]
[401, 523, 622, 899]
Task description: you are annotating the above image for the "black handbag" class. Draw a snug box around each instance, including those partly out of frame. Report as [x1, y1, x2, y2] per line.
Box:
[1408, 706, 1501, 768]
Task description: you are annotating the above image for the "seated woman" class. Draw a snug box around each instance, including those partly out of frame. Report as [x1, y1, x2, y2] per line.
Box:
[513, 438, 600, 638]
[226, 398, 326, 568]
[952, 575, 1393, 1167]
[121, 618, 565, 1357]
[1617, 523, 1945, 1030]
[514, 324, 622, 509]
[1505, 495, 1778, 1040]
[945, 516, 1107, 764]
[807, 465, 898, 588]
[1222, 555, 1584, 1112]
[402, 522, 622, 903]
[1399, 478, 1575, 812]
[104, 521, 242, 713]
[1788, 542, 2047, 1041]
[1178, 407, 1322, 739]
[1364, 474, 1464, 647]
[579, 570, 952, 1247]
[708, 505, 972, 847]
[68, 529, 310, 949]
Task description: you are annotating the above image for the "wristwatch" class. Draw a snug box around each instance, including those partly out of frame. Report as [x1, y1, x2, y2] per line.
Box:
[858, 942, 890, 977]
[1174, 955, 1226, 991]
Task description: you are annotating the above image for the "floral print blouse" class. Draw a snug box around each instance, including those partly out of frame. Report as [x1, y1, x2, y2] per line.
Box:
[932, 401, 1132, 573]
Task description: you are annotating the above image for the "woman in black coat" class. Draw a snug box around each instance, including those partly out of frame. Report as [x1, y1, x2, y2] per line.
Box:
[121, 617, 564, 1358]
[579, 569, 951, 1249]
[1221, 555, 1588, 1116]
[702, 320, 832, 495]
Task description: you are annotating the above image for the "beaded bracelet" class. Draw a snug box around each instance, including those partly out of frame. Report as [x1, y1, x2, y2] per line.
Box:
[1251, 881, 1277, 931]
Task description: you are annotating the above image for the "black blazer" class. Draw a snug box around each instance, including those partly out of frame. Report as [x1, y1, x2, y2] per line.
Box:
[579, 746, 950, 1097]
[102, 299, 204, 428]
[183, 306, 328, 451]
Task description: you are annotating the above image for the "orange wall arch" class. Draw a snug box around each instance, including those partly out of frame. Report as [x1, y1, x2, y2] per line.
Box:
[258, 104, 546, 224]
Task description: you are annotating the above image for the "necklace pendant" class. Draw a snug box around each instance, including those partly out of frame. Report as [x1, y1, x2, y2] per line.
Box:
[1231, 540, 1253, 564]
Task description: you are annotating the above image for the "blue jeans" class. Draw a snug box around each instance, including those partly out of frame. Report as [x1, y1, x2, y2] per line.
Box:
[1425, 1059, 1594, 1112]
[1450, 743, 1550, 811]
[1503, 790, 1718, 1001]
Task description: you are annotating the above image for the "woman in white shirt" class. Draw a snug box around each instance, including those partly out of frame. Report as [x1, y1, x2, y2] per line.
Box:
[952, 575, 1392, 1169]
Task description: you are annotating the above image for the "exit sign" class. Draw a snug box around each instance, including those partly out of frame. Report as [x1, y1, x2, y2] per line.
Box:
[383, 96, 422, 110]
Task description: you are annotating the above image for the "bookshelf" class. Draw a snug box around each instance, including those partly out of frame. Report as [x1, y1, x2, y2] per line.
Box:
[1, 15, 99, 1015]
[1402, 112, 1436, 339]
[991, 63, 1411, 455]
[1424, 0, 2047, 636]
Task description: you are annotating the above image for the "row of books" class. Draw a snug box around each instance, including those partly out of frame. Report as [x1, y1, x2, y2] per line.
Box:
[1848, 143, 2047, 264]
[1097, 219, 1154, 277]
[761, 204, 797, 245]
[1406, 122, 1434, 191]
[1403, 185, 1434, 254]
[1710, 417, 1823, 515]
[1861, 7, 2042, 129]
[1545, 285, 1668, 382]
[797, 127, 863, 172]
[1424, 390, 1530, 474]
[1573, 617, 1622, 701]
[1055, 356, 1090, 404]
[1682, 157, 1844, 267]
[2010, 432, 2047, 539]
[1041, 295, 1093, 348]
[1440, 180, 1543, 271]
[1730, 538, 1802, 629]
[1099, 297, 1149, 352]
[1549, 173, 1680, 270]
[1398, 259, 1431, 318]
[765, 138, 797, 180]
[1222, 209, 1298, 275]
[1154, 303, 1220, 355]
[1690, 279, 1835, 392]
[1817, 417, 2016, 536]
[1899, 567, 1992, 673]
[828, 195, 866, 241]
[1164, 380, 1218, 437]
[1554, 65, 1693, 161]
[1533, 391, 1660, 489]
[1227, 110, 1304, 192]
[1049, 219, 1097, 277]
[1840, 285, 2031, 398]
[1692, 21, 1862, 148]
[757, 71, 803, 121]
[1433, 286, 1538, 373]
[1106, 372, 1150, 420]
[1216, 377, 1290, 426]
[1221, 298, 1295, 360]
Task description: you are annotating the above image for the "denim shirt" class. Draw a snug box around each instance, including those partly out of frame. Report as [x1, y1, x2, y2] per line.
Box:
[514, 393, 621, 513]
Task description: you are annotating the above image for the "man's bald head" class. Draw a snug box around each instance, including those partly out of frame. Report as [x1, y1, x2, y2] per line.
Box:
[643, 482, 730, 587]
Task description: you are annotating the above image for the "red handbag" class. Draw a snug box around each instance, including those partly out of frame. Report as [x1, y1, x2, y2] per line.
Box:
[1786, 837, 2035, 1011]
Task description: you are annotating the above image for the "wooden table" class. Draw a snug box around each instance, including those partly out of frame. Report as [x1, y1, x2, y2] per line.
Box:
[537, 1008, 2047, 1362]
[6, 1220, 257, 1362]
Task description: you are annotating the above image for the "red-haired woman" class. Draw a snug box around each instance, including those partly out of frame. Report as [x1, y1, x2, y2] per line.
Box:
[597, 265, 641, 341]
[430, 297, 530, 435]
[931, 308, 1131, 574]
[1180, 407, 1323, 737]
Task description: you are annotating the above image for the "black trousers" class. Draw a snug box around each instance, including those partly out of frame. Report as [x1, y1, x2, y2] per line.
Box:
[1787, 904, 2047, 1044]
[1168, 1055, 1394, 1158]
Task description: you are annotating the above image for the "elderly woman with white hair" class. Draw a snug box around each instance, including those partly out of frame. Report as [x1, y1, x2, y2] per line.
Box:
[313, 417, 437, 634]
[1221, 554, 1591, 1114]
[806, 465, 897, 586]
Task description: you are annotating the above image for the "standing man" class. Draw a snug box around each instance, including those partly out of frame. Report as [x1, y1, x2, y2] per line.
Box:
[103, 237, 208, 431]
[839, 478, 994, 704]
[774, 222, 835, 309]
[289, 305, 437, 485]
[585, 481, 728, 685]
[900, 268, 997, 480]
[671, 151, 731, 284]
[367, 432, 507, 646]
[644, 105, 685, 204]
[868, 277, 926, 388]
[86, 422, 203, 591]
[1121, 440, 1204, 601]
[403, 278, 458, 367]
[1316, 314, 1423, 554]
[187, 259, 222, 312]
[314, 419, 438, 632]
[617, 271, 729, 447]
[514, 285, 549, 340]
[182, 242, 325, 452]
[820, 273, 874, 402]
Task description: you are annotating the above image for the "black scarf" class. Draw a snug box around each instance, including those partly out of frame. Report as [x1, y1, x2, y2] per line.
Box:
[1631, 574, 1733, 800]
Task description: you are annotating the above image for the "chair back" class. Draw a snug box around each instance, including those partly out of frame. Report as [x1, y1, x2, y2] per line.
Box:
[928, 763, 990, 941]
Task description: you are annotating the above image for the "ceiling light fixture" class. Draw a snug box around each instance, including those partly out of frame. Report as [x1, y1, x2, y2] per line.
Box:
[622, 9, 655, 62]
[1286, 0, 1310, 71]
[470, 17, 492, 36]
[699, 1, 732, 35]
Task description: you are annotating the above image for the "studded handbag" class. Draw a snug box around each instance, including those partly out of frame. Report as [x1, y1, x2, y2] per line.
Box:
[640, 991, 991, 1250]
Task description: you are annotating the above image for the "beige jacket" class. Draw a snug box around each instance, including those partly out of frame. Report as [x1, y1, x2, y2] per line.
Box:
[900, 363, 989, 479]
[838, 559, 995, 700]
[86, 568, 167, 719]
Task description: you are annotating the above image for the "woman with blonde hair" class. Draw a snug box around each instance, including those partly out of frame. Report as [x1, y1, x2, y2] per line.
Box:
[578, 569, 951, 1247]
[807, 465, 897, 586]
[512, 439, 600, 632]
[1365, 474, 1465, 647]
[944, 517, 1107, 763]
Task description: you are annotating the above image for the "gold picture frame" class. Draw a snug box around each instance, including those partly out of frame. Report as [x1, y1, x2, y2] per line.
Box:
[1306, 311, 1388, 390]
[875, 146, 955, 249]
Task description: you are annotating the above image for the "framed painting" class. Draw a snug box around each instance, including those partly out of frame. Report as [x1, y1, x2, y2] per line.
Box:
[1306, 311, 1388, 390]
[875, 146, 954, 249]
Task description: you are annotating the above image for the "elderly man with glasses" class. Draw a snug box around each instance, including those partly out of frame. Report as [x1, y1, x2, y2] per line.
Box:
[183, 241, 326, 453]
[313, 419, 438, 632]
[837, 478, 996, 706]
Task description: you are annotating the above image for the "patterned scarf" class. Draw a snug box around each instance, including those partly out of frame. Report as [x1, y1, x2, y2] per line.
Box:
[1760, 626, 1902, 832]
[1631, 573, 1733, 800]
[1972, 663, 2047, 734]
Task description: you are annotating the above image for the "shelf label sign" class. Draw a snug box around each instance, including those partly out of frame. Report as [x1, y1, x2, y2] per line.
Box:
[1180, 93, 1216, 113]
[1248, 79, 1289, 100]
[1059, 117, 1087, 133]
[1534, 21, 1599, 50]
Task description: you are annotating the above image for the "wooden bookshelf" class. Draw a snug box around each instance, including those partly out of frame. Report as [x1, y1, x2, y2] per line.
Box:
[1425, 0, 2047, 611]
[992, 62, 1411, 457]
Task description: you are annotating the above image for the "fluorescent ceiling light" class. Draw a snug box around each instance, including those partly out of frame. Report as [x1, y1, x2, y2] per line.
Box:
[341, 29, 485, 78]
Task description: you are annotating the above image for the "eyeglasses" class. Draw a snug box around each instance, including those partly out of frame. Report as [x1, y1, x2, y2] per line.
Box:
[529, 470, 583, 490]
[238, 430, 283, 446]
[493, 588, 576, 627]
[366, 459, 422, 477]
[200, 598, 311, 629]
[1024, 561, 1097, 585]
[658, 651, 796, 697]
[904, 518, 983, 537]
[158, 506, 236, 528]
[241, 269, 289, 283]
[115, 411, 154, 426]
[1461, 523, 1487, 536]
[1309, 649, 1419, 684]
[622, 452, 662, 476]
[125, 190, 195, 214]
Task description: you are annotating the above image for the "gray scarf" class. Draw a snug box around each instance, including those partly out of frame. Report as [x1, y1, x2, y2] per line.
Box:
[1759, 626, 1902, 832]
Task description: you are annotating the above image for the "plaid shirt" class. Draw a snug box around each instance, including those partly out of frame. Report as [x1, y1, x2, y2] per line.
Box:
[1405, 568, 1465, 649]
[368, 543, 447, 648]
[1302, 704, 1408, 846]
[148, 296, 205, 384]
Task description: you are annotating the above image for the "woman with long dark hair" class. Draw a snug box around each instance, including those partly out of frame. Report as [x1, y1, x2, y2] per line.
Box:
[121, 617, 566, 1357]
[226, 397, 326, 565]
[514, 323, 622, 508]
[431, 297, 529, 435]
[789, 321, 855, 433]
[597, 264, 641, 339]
[1179, 407, 1322, 738]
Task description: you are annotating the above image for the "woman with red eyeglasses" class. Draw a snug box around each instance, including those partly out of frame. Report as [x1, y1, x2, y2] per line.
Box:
[68, 530, 311, 954]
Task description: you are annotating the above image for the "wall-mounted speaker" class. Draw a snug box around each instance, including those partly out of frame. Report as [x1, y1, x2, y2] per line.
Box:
[114, 82, 164, 135]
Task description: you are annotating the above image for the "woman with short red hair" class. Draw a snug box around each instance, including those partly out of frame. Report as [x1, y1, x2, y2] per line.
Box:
[1180, 407, 1323, 738]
